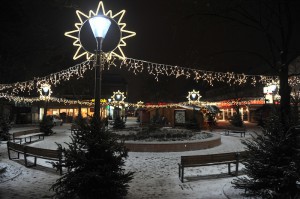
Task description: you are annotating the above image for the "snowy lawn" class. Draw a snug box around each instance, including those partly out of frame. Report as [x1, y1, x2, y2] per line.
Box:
[0, 120, 260, 199]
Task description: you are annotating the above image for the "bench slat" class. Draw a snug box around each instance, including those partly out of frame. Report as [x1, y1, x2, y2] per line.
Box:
[181, 153, 237, 165]
[25, 146, 61, 159]
[179, 152, 244, 183]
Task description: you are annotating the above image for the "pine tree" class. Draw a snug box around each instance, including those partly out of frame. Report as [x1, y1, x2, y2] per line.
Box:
[229, 105, 244, 127]
[113, 116, 125, 129]
[51, 116, 134, 199]
[0, 116, 11, 141]
[39, 115, 54, 136]
[232, 113, 300, 198]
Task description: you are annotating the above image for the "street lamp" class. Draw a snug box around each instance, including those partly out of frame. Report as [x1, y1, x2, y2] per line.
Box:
[186, 89, 201, 126]
[187, 89, 201, 105]
[39, 83, 52, 119]
[108, 98, 112, 119]
[111, 90, 126, 118]
[89, 15, 112, 121]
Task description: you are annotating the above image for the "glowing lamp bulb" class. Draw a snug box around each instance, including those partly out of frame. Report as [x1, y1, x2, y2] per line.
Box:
[89, 15, 111, 38]
[191, 93, 197, 100]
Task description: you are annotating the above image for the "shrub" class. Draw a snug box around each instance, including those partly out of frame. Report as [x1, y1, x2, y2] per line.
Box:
[232, 114, 300, 198]
[51, 117, 133, 199]
[0, 116, 11, 141]
[39, 115, 54, 136]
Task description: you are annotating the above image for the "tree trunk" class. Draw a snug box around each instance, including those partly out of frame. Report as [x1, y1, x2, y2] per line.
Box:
[279, 62, 291, 129]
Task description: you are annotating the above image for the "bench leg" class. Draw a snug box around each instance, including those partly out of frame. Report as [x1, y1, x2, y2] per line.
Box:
[228, 163, 231, 174]
[178, 165, 181, 180]
[236, 162, 239, 176]
[24, 154, 28, 167]
[181, 167, 184, 183]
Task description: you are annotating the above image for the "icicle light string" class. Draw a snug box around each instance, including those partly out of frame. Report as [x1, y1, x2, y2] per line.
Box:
[0, 93, 94, 106]
[0, 92, 207, 109]
[2, 55, 299, 95]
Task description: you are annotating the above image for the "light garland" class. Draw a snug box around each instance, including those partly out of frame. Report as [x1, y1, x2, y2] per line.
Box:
[0, 93, 94, 106]
[1, 56, 299, 96]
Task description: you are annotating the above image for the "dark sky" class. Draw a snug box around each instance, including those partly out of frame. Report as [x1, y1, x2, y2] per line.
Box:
[1, 0, 300, 102]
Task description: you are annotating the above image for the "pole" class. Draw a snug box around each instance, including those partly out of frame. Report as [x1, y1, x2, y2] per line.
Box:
[43, 100, 48, 119]
[94, 37, 103, 121]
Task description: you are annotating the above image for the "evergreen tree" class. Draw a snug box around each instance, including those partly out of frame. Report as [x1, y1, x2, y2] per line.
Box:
[39, 115, 54, 136]
[229, 104, 244, 127]
[113, 116, 125, 129]
[51, 116, 133, 199]
[232, 113, 300, 198]
[0, 116, 11, 141]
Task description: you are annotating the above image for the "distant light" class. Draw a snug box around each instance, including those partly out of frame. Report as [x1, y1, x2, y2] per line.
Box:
[42, 86, 49, 93]
[116, 94, 121, 100]
[269, 85, 276, 92]
[89, 15, 111, 38]
[191, 93, 197, 100]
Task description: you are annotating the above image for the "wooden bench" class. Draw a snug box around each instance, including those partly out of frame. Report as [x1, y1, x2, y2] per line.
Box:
[12, 129, 44, 143]
[225, 126, 246, 137]
[7, 141, 63, 175]
[70, 124, 81, 133]
[25, 145, 63, 175]
[7, 141, 26, 160]
[178, 152, 243, 183]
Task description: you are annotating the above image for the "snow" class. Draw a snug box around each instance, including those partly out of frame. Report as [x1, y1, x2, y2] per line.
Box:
[0, 119, 261, 199]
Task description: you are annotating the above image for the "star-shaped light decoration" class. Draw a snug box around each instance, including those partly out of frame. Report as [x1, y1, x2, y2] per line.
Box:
[65, 1, 136, 60]
[111, 90, 126, 104]
[187, 89, 202, 104]
[38, 83, 52, 100]
[137, 101, 144, 108]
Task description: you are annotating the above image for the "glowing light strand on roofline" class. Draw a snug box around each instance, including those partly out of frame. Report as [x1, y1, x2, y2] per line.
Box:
[1, 56, 299, 95]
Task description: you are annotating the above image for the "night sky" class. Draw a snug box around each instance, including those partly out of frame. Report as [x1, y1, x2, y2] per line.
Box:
[1, 0, 300, 102]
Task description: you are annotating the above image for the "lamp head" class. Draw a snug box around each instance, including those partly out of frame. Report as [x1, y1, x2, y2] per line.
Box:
[89, 15, 111, 39]
[116, 94, 121, 101]
[191, 93, 197, 100]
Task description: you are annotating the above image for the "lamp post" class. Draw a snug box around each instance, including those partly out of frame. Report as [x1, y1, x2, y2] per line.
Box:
[108, 98, 112, 119]
[39, 84, 52, 119]
[111, 90, 126, 118]
[89, 15, 112, 121]
[187, 89, 201, 127]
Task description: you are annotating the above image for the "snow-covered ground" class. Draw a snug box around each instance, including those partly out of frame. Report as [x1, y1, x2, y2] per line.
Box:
[0, 118, 261, 199]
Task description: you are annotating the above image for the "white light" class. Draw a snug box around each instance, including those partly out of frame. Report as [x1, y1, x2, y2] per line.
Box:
[89, 15, 111, 38]
[191, 93, 197, 100]
[42, 87, 49, 93]
[269, 85, 277, 92]
[116, 94, 121, 100]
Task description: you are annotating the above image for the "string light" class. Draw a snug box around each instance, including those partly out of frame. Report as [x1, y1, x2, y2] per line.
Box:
[0, 93, 94, 106]
[1, 56, 299, 97]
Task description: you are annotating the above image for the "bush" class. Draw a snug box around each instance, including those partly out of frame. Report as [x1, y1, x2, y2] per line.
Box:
[39, 115, 54, 136]
[113, 116, 125, 129]
[0, 116, 11, 141]
[232, 114, 300, 198]
[229, 113, 243, 127]
[51, 117, 133, 199]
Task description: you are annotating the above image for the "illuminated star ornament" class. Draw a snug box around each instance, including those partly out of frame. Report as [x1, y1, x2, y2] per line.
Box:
[65, 1, 136, 60]
[111, 90, 126, 104]
[187, 89, 202, 104]
[38, 83, 52, 100]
